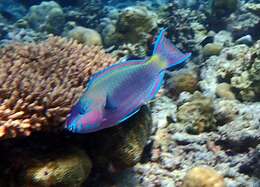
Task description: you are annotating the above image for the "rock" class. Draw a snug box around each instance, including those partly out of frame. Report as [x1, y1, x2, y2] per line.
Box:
[15, 19, 29, 28]
[0, 0, 27, 22]
[214, 30, 233, 46]
[199, 34, 214, 47]
[67, 26, 102, 46]
[201, 41, 260, 101]
[216, 101, 260, 153]
[21, 147, 91, 187]
[177, 92, 216, 134]
[244, 3, 260, 16]
[172, 132, 203, 145]
[214, 99, 239, 125]
[182, 166, 226, 187]
[158, 4, 207, 53]
[0, 141, 92, 187]
[0, 23, 8, 40]
[26, 1, 65, 34]
[235, 35, 253, 46]
[210, 0, 239, 18]
[248, 44, 260, 100]
[202, 43, 223, 57]
[239, 145, 260, 178]
[178, 0, 198, 8]
[117, 6, 157, 34]
[64, 0, 105, 29]
[166, 70, 199, 97]
[227, 11, 260, 39]
[85, 106, 152, 171]
[216, 83, 236, 99]
[102, 5, 157, 46]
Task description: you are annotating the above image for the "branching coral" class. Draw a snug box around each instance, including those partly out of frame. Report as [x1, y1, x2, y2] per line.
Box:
[0, 37, 116, 140]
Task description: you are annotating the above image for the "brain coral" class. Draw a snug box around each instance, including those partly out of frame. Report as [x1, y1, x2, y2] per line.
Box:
[0, 37, 116, 140]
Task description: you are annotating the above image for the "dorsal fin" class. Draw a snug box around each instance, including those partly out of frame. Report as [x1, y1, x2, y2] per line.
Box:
[86, 58, 147, 90]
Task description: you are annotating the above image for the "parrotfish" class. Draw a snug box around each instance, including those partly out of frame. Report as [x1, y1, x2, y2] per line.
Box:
[66, 28, 191, 133]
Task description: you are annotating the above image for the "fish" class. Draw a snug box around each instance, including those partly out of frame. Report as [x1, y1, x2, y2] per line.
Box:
[65, 28, 191, 133]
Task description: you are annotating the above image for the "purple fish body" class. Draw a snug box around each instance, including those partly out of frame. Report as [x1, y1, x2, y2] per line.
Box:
[66, 28, 191, 133]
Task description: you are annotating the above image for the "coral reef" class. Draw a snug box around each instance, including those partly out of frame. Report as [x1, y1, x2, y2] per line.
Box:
[213, 30, 233, 47]
[216, 83, 236, 100]
[0, 0, 27, 22]
[202, 43, 223, 57]
[226, 3, 260, 39]
[20, 147, 91, 187]
[159, 3, 207, 53]
[166, 69, 199, 97]
[117, 92, 260, 187]
[25, 1, 65, 34]
[101, 5, 158, 46]
[209, 0, 239, 18]
[0, 102, 153, 187]
[239, 145, 260, 178]
[0, 0, 260, 186]
[235, 34, 253, 46]
[177, 91, 216, 134]
[201, 40, 260, 101]
[0, 137, 92, 187]
[67, 26, 102, 46]
[182, 166, 226, 187]
[244, 3, 260, 16]
[64, 0, 105, 29]
[0, 37, 116, 140]
[84, 106, 152, 172]
[1, 28, 48, 45]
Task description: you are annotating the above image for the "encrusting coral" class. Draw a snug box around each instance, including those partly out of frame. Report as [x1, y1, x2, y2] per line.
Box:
[182, 166, 226, 187]
[177, 91, 216, 134]
[0, 37, 116, 140]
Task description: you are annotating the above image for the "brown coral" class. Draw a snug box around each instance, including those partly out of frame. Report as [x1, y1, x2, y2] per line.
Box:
[177, 91, 216, 134]
[0, 37, 116, 140]
[182, 166, 226, 187]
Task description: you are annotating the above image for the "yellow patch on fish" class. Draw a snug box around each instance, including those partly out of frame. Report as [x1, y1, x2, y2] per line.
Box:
[147, 55, 167, 69]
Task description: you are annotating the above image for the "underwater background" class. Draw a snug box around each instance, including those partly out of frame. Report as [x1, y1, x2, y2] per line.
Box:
[0, 0, 259, 186]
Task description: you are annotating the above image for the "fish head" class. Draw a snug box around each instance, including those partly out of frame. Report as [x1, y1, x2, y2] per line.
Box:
[65, 106, 103, 133]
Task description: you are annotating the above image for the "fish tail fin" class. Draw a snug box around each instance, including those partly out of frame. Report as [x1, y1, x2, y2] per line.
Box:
[152, 28, 191, 71]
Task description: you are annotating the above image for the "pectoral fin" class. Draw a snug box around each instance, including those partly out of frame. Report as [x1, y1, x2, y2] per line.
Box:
[104, 95, 118, 110]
